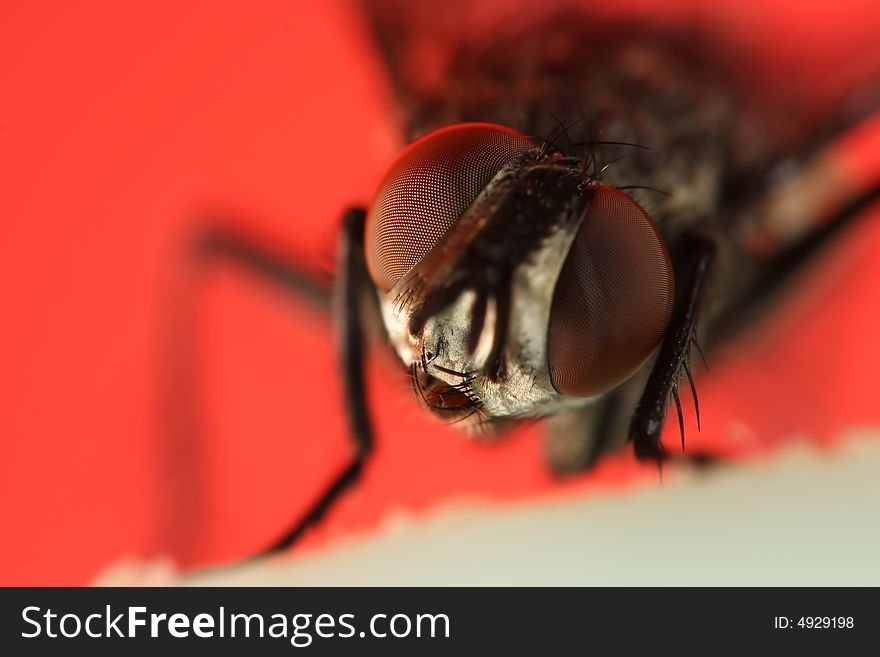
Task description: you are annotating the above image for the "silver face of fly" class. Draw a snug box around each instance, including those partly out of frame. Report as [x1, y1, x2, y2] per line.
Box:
[366, 123, 675, 431]
[376, 178, 589, 424]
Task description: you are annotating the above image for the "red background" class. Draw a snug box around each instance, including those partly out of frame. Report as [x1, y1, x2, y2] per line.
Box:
[2, 0, 879, 585]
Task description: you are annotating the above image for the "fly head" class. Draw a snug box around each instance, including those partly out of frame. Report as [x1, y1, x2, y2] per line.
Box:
[364, 122, 676, 432]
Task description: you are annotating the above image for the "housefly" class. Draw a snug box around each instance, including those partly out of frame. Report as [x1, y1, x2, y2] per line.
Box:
[187, 0, 880, 560]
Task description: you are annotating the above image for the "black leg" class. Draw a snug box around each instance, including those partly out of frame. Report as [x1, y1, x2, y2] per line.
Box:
[629, 234, 716, 462]
[195, 225, 332, 311]
[257, 207, 375, 556]
[160, 211, 376, 565]
[157, 221, 337, 563]
[714, 183, 880, 342]
[627, 184, 880, 466]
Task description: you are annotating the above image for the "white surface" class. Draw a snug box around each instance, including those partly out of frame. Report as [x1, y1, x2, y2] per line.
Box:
[183, 432, 880, 586]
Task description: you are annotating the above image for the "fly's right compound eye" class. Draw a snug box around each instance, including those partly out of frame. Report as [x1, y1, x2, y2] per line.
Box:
[547, 186, 675, 398]
[365, 123, 534, 290]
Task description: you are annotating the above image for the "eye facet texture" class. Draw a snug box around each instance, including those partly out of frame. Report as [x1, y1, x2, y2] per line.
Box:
[548, 186, 674, 397]
[366, 123, 534, 290]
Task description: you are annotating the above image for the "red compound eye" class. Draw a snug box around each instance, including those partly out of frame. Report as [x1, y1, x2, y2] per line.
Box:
[548, 186, 674, 397]
[365, 123, 534, 290]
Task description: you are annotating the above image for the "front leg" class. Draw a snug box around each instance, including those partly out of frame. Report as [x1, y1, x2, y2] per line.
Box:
[259, 207, 376, 555]
[629, 234, 716, 462]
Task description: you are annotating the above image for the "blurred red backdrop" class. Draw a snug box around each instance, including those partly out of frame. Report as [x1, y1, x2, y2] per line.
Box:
[2, 0, 879, 585]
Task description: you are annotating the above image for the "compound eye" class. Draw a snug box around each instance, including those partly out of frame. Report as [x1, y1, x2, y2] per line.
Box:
[366, 123, 534, 290]
[548, 186, 674, 397]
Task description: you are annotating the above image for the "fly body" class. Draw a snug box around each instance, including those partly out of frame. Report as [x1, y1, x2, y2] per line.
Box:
[191, 1, 880, 558]
[357, 0, 880, 470]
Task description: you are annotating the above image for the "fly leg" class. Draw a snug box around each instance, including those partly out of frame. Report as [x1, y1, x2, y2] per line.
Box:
[164, 209, 375, 562]
[627, 113, 880, 466]
[196, 225, 333, 311]
[257, 207, 375, 555]
[629, 234, 716, 463]
[716, 112, 880, 341]
[159, 221, 338, 563]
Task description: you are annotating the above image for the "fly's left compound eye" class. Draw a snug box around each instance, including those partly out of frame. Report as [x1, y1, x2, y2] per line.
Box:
[365, 123, 534, 290]
[548, 186, 674, 397]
